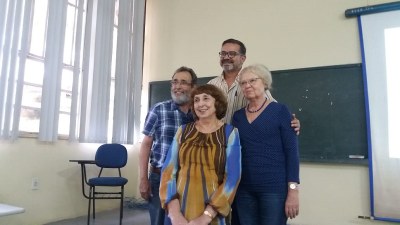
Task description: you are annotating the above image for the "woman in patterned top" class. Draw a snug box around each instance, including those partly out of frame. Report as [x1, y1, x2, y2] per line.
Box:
[160, 84, 241, 225]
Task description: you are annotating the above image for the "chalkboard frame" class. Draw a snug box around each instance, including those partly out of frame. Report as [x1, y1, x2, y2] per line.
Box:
[148, 64, 368, 165]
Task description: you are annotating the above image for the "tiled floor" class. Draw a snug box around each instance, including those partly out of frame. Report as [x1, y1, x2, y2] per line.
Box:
[44, 207, 150, 225]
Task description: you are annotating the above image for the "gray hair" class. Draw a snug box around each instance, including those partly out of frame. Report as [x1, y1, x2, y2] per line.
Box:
[239, 64, 272, 90]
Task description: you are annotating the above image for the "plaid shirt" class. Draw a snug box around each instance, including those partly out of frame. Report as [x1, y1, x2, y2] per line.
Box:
[142, 99, 194, 168]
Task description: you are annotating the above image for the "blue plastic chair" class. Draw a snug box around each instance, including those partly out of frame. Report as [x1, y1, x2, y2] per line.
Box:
[86, 144, 128, 225]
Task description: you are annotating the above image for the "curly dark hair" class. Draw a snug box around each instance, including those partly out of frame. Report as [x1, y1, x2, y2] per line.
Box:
[190, 84, 227, 120]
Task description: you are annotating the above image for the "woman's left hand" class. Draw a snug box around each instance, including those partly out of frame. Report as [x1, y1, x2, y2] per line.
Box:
[187, 214, 212, 225]
[285, 189, 300, 219]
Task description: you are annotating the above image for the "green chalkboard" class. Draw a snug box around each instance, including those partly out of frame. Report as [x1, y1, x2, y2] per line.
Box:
[271, 64, 367, 164]
[148, 64, 368, 164]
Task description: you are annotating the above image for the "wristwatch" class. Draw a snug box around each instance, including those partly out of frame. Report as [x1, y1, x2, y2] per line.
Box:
[289, 183, 299, 190]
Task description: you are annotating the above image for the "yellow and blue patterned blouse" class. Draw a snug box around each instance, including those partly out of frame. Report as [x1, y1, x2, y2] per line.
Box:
[160, 122, 241, 225]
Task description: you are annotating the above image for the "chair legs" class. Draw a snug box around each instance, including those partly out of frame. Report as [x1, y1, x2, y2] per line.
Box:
[87, 187, 92, 225]
[119, 186, 124, 225]
[93, 187, 96, 219]
[87, 186, 97, 225]
[87, 186, 125, 225]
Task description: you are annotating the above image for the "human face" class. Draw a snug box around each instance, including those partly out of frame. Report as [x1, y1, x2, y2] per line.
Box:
[171, 71, 193, 105]
[219, 43, 246, 73]
[239, 72, 265, 100]
[193, 93, 217, 120]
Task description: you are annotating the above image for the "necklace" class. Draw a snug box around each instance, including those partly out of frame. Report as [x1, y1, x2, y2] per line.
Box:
[246, 98, 268, 113]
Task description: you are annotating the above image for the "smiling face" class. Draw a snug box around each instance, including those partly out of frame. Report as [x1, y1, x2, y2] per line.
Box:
[190, 84, 227, 120]
[219, 43, 246, 73]
[171, 71, 193, 105]
[193, 93, 217, 120]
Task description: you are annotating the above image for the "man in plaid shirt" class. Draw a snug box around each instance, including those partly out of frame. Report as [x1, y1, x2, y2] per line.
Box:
[139, 66, 198, 225]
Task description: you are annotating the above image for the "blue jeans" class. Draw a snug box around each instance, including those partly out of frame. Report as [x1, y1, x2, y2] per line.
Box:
[230, 199, 241, 225]
[235, 188, 287, 225]
[148, 172, 165, 225]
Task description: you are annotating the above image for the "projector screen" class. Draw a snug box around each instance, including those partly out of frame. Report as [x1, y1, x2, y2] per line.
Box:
[360, 9, 400, 222]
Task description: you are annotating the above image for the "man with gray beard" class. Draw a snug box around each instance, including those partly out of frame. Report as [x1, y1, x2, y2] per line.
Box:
[139, 66, 198, 225]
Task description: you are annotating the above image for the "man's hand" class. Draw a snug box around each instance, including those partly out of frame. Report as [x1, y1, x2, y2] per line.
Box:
[139, 178, 151, 200]
[139, 135, 153, 200]
[291, 114, 301, 135]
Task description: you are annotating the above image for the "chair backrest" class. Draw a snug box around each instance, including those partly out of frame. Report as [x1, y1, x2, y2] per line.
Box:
[95, 144, 128, 168]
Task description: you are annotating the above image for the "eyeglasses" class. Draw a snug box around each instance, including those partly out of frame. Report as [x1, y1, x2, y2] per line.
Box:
[219, 51, 241, 58]
[240, 78, 261, 87]
[171, 80, 192, 86]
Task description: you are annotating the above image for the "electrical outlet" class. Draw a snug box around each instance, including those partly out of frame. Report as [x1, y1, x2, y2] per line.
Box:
[31, 177, 39, 190]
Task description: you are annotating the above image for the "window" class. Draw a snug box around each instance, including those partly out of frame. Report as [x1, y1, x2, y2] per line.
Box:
[19, 0, 81, 136]
[0, 0, 145, 143]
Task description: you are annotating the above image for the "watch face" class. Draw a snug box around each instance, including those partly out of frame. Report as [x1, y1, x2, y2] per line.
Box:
[289, 183, 297, 189]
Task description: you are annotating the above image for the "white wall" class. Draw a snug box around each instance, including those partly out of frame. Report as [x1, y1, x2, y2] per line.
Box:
[0, 139, 142, 225]
[143, 0, 398, 225]
[0, 0, 398, 224]
[143, 0, 366, 82]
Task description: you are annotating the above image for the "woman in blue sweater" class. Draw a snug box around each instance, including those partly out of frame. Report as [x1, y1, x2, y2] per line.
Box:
[231, 64, 300, 225]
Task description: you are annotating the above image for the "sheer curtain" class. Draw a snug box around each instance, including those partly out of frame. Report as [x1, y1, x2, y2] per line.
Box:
[39, 0, 68, 141]
[0, 0, 145, 143]
[78, 0, 115, 143]
[68, 0, 85, 141]
[131, 0, 145, 144]
[112, 0, 145, 144]
[0, 0, 27, 139]
[112, 0, 134, 144]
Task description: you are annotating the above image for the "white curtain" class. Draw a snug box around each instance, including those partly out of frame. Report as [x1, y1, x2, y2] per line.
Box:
[78, 0, 115, 143]
[68, 0, 85, 141]
[39, 0, 68, 142]
[112, 0, 145, 144]
[0, 0, 27, 139]
[11, 0, 32, 140]
[131, 0, 145, 144]
[112, 0, 134, 144]
[0, 0, 145, 143]
[78, 0, 145, 144]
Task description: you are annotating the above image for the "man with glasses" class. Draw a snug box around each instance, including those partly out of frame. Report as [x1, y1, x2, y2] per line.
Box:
[139, 66, 197, 225]
[208, 39, 300, 225]
[208, 38, 279, 124]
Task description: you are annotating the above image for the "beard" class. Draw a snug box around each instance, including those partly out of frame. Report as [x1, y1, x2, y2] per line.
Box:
[222, 63, 234, 72]
[171, 91, 190, 105]
[221, 59, 235, 72]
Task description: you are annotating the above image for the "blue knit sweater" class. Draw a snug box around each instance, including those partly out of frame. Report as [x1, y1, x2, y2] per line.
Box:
[232, 102, 299, 193]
